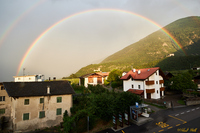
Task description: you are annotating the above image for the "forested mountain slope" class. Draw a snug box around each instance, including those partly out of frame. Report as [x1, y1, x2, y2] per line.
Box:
[75, 16, 200, 76]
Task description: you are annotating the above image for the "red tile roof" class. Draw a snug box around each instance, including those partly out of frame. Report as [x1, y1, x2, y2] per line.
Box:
[127, 89, 144, 95]
[120, 67, 165, 80]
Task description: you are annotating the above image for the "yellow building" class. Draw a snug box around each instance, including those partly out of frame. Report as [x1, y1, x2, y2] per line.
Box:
[1, 81, 75, 132]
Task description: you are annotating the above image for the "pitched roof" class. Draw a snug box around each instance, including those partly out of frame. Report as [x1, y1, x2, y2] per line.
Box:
[3, 81, 75, 98]
[120, 67, 165, 80]
[80, 72, 109, 78]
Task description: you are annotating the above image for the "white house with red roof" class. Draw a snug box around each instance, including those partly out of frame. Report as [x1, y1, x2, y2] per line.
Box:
[79, 72, 110, 87]
[120, 67, 165, 99]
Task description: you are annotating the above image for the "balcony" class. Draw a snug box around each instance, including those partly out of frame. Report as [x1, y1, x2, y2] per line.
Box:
[145, 80, 154, 85]
[160, 87, 165, 91]
[146, 89, 155, 93]
[159, 80, 164, 84]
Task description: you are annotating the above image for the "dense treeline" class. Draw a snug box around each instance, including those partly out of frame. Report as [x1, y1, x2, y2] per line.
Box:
[63, 84, 141, 132]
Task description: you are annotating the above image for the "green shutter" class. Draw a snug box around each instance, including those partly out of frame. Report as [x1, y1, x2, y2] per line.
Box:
[57, 97, 62, 103]
[0, 109, 5, 114]
[39, 111, 45, 118]
[23, 113, 29, 120]
[24, 99, 29, 105]
[56, 108, 62, 115]
[40, 98, 44, 103]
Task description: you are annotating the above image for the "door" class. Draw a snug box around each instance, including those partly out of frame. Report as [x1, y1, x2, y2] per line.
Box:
[147, 93, 151, 99]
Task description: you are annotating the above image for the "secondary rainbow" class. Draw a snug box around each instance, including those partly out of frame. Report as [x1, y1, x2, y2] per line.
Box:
[0, 0, 46, 48]
[16, 8, 186, 76]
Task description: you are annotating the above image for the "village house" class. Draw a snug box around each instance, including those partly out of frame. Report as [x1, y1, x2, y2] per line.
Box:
[79, 72, 109, 87]
[193, 75, 200, 89]
[120, 67, 165, 99]
[13, 74, 45, 82]
[0, 75, 75, 132]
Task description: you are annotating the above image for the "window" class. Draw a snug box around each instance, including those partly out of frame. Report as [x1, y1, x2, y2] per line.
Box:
[56, 108, 62, 115]
[40, 98, 44, 104]
[157, 90, 159, 94]
[0, 96, 5, 102]
[0, 109, 5, 114]
[57, 97, 62, 103]
[132, 85, 134, 88]
[39, 111, 45, 118]
[23, 113, 29, 120]
[24, 99, 29, 105]
[138, 85, 141, 89]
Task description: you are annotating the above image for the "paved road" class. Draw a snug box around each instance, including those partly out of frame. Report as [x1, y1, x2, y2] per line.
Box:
[99, 105, 200, 133]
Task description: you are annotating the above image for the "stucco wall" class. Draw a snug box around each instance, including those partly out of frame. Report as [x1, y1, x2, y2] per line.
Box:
[123, 78, 144, 92]
[13, 94, 72, 132]
[0, 86, 12, 130]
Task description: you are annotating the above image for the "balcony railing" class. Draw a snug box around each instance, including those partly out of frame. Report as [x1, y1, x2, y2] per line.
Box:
[159, 80, 164, 84]
[146, 88, 155, 93]
[160, 87, 165, 91]
[145, 80, 154, 85]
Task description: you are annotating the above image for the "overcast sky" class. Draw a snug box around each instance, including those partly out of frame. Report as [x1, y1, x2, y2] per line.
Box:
[0, 0, 200, 81]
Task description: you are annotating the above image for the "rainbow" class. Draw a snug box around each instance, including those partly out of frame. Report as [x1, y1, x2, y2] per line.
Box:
[16, 8, 186, 76]
[0, 0, 46, 48]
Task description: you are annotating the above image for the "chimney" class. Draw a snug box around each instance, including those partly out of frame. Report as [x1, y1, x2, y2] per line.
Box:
[138, 70, 141, 74]
[49, 77, 51, 81]
[133, 69, 136, 72]
[53, 77, 56, 81]
[47, 86, 50, 94]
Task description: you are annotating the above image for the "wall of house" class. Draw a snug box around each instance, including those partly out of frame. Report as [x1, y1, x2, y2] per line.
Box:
[144, 70, 164, 99]
[13, 94, 72, 132]
[0, 85, 12, 130]
[84, 76, 105, 87]
[123, 78, 144, 92]
[14, 75, 44, 82]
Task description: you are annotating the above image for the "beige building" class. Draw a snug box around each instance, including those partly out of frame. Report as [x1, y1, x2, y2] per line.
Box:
[1, 81, 75, 132]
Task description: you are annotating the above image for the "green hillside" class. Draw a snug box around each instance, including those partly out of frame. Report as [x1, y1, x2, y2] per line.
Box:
[75, 16, 200, 76]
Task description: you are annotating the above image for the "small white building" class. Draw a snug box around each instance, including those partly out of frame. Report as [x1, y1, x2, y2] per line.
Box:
[120, 67, 165, 99]
[79, 72, 109, 87]
[13, 74, 44, 82]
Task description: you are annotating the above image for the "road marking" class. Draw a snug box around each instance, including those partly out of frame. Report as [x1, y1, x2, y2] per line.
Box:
[176, 124, 181, 126]
[196, 107, 199, 109]
[158, 129, 164, 132]
[168, 126, 173, 129]
[168, 115, 187, 124]
[187, 110, 190, 113]
[181, 112, 185, 114]
[192, 109, 195, 111]
[175, 114, 179, 116]
[121, 130, 125, 133]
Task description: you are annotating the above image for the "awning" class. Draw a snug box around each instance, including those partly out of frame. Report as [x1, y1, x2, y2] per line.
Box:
[127, 89, 144, 95]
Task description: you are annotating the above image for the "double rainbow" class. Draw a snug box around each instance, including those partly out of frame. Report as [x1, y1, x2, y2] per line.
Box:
[16, 8, 185, 76]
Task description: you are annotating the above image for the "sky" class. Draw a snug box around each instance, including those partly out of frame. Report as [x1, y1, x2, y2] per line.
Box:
[0, 0, 200, 82]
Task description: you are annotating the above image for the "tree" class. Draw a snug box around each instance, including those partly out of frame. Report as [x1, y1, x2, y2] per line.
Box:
[169, 71, 197, 92]
[107, 69, 123, 88]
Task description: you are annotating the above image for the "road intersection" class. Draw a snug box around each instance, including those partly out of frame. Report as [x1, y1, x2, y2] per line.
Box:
[98, 105, 200, 133]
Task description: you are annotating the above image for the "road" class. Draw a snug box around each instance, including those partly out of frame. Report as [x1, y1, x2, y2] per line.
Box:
[98, 105, 200, 133]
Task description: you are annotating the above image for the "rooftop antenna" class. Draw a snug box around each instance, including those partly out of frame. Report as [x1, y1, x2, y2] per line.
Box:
[23, 68, 26, 82]
[23, 68, 26, 76]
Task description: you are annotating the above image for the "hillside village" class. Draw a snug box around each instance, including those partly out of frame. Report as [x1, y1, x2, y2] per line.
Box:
[0, 66, 200, 132]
